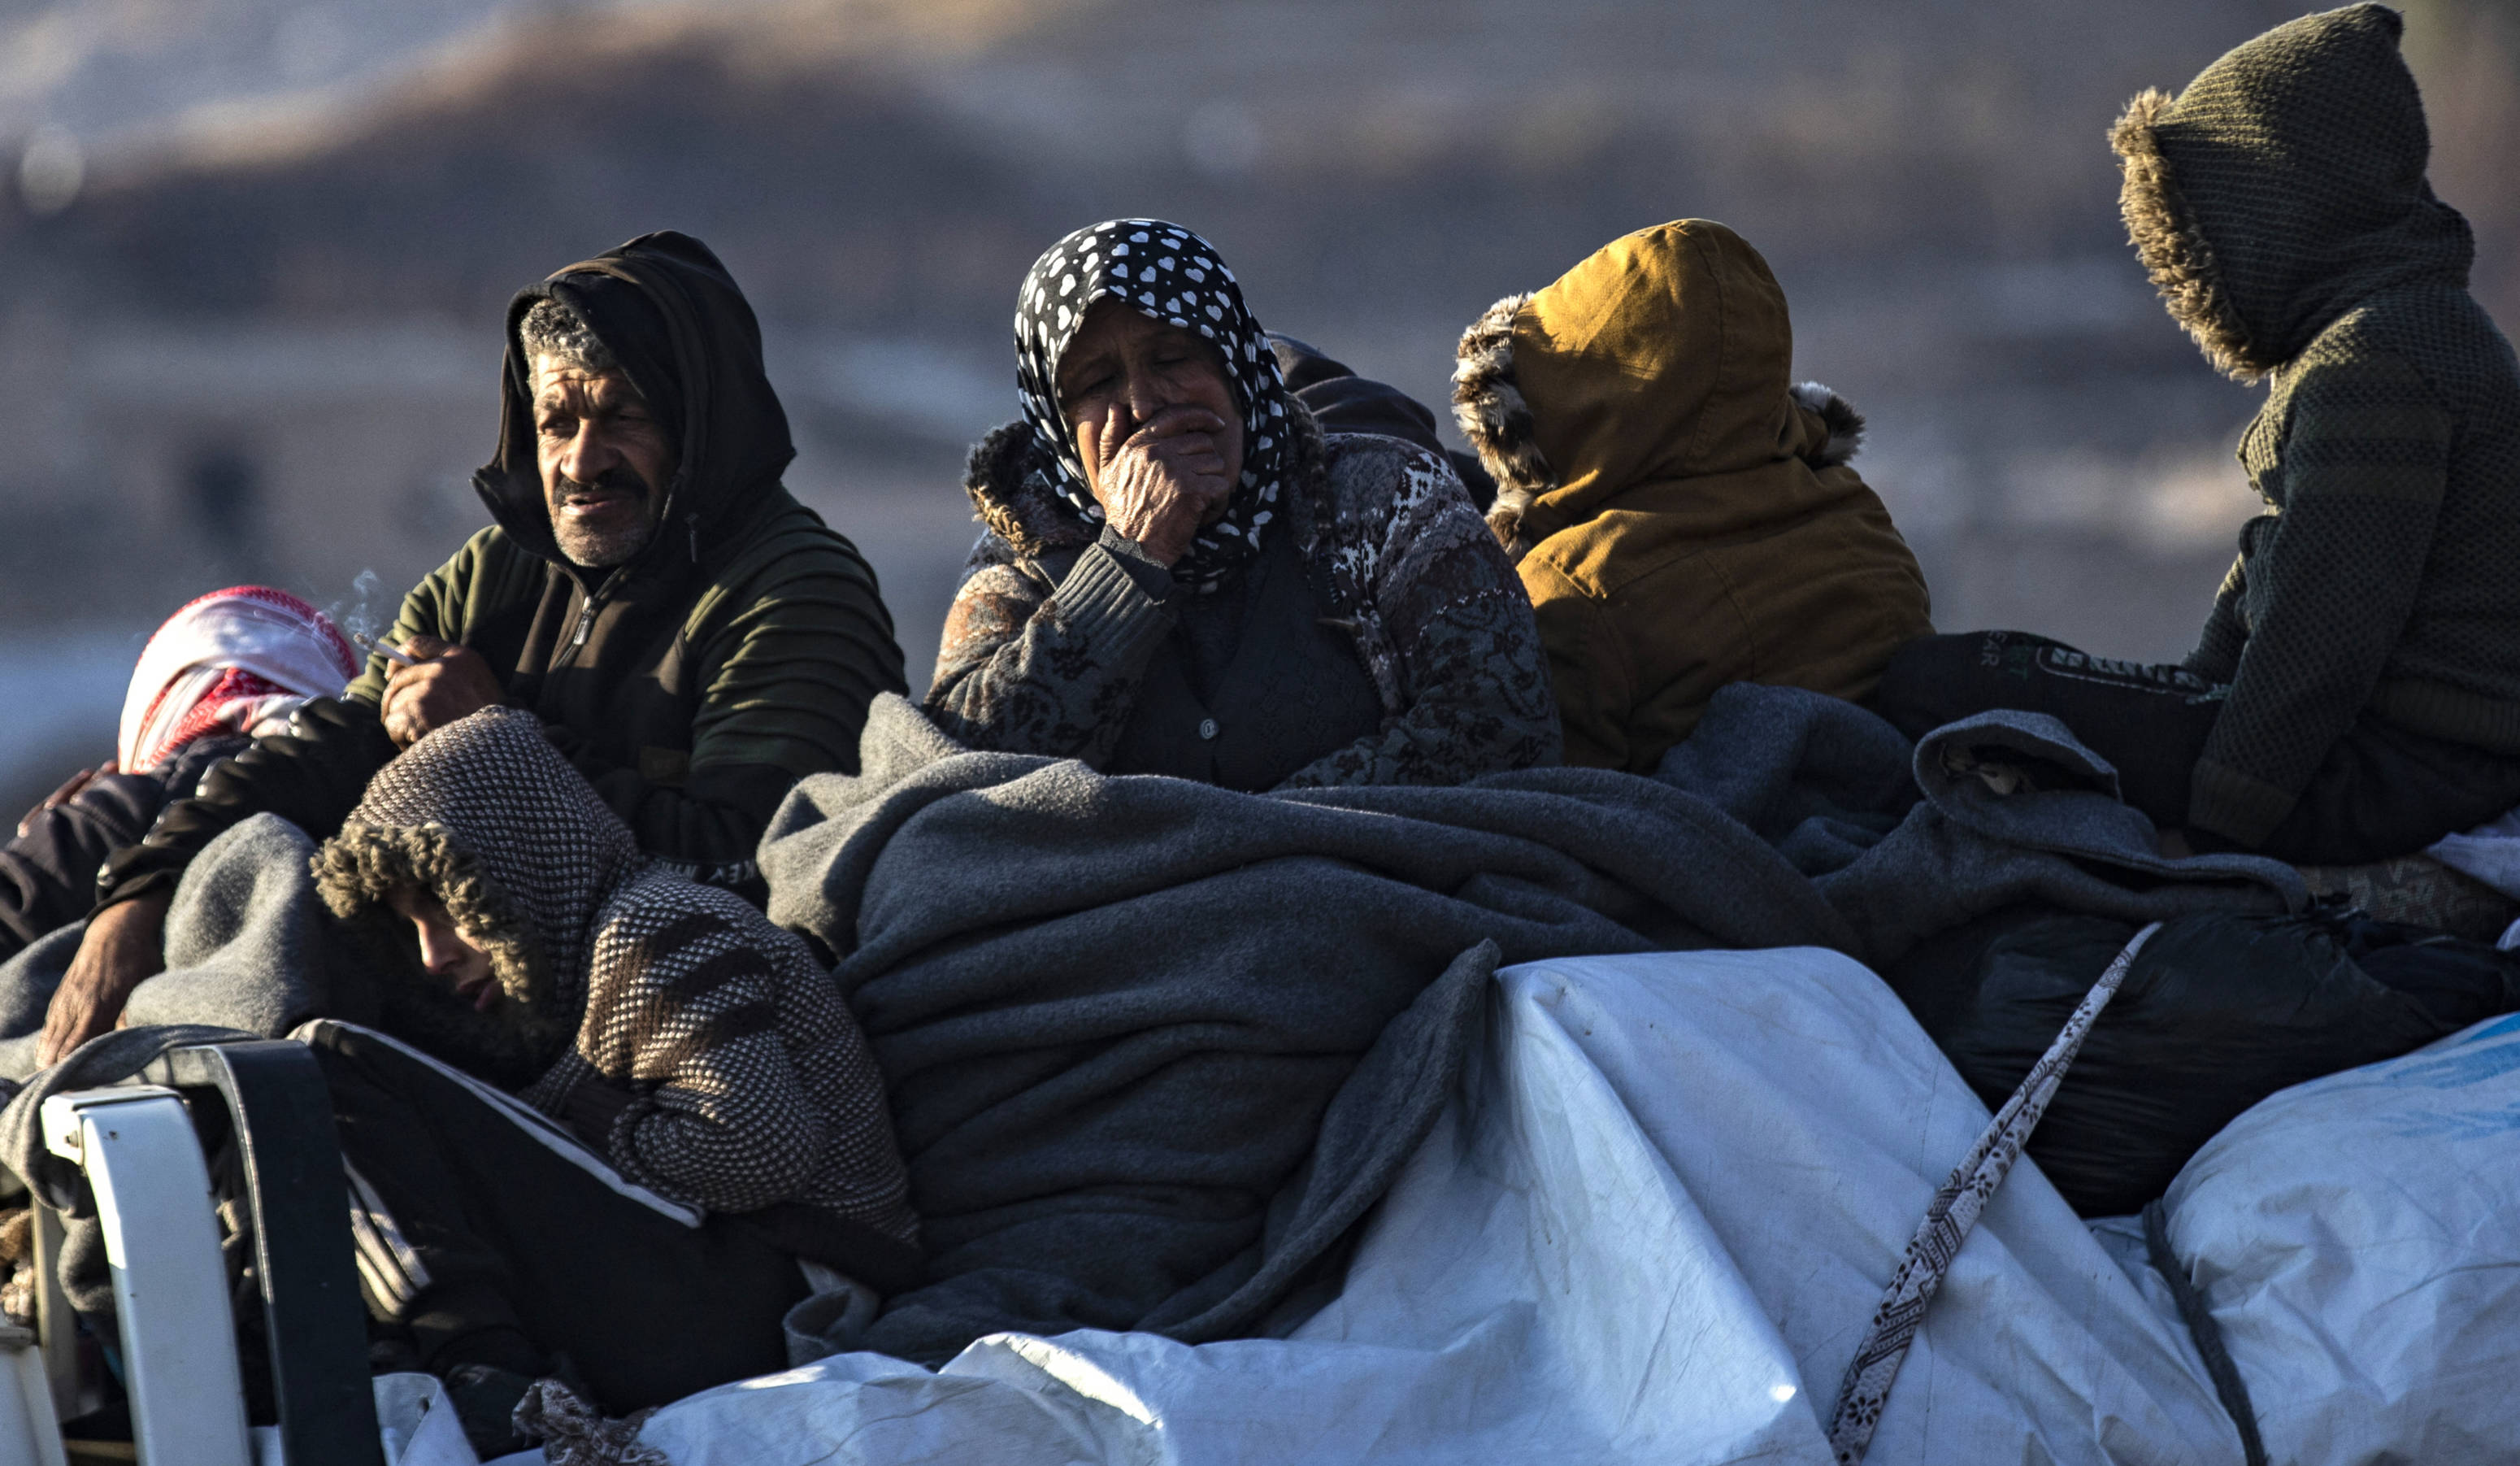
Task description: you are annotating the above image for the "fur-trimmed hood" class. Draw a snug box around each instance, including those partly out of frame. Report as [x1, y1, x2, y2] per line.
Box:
[960, 396, 1334, 566]
[2111, 3, 2473, 381]
[1450, 220, 1866, 558]
[313, 707, 646, 1066]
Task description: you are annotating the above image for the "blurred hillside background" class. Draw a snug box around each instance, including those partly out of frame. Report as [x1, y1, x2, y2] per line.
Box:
[1, 0, 2515, 817]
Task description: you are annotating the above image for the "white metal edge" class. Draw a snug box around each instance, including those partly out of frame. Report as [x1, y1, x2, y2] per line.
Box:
[60, 1091, 253, 1466]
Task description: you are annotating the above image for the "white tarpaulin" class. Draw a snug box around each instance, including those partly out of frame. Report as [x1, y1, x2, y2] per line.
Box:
[2164, 1009, 2520, 1464]
[452, 949, 2520, 1466]
[502, 951, 2237, 1465]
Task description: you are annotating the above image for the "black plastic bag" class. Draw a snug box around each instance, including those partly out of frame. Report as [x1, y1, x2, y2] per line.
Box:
[1885, 905, 2520, 1216]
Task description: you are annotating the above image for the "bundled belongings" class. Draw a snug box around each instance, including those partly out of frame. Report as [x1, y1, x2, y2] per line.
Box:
[40, 230, 906, 1068]
[2294, 847, 2520, 943]
[1266, 332, 1498, 511]
[755, 686, 2301, 1365]
[304, 707, 913, 1455]
[1888, 904, 2520, 1216]
[434, 952, 2520, 1466]
[1649, 682, 2303, 967]
[931, 218, 1559, 790]
[2, 586, 359, 963]
[1683, 675, 2520, 1220]
[1879, 3, 2520, 867]
[1452, 219, 1934, 774]
[2149, 1003, 2520, 1464]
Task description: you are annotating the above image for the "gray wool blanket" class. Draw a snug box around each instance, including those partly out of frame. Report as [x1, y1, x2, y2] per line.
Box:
[1658, 682, 2309, 961]
[0, 813, 362, 1081]
[758, 691, 2302, 1364]
[0, 812, 389, 1313]
[0, 1023, 254, 1311]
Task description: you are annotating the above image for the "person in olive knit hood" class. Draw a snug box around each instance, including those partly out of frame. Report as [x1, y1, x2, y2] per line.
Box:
[39, 232, 906, 1064]
[1879, 4, 2520, 864]
[302, 707, 914, 1451]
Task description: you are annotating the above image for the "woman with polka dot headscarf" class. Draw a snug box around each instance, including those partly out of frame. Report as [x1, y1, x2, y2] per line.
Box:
[928, 219, 1559, 790]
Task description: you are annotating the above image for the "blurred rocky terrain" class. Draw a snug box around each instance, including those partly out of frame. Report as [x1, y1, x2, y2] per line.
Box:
[1, 0, 2514, 814]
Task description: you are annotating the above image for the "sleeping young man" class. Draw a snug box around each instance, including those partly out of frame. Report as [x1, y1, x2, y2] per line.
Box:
[305, 707, 915, 1455]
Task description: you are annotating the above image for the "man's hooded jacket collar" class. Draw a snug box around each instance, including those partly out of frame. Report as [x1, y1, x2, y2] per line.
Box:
[2111, 3, 2473, 382]
[477, 229, 798, 578]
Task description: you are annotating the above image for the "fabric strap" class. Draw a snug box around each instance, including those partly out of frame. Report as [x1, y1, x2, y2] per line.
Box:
[2143, 1197, 2270, 1466]
[292, 1019, 700, 1226]
[514, 1378, 667, 1466]
[1823, 921, 2162, 1464]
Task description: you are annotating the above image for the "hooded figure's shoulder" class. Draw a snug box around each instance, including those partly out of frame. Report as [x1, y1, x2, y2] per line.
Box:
[690, 489, 891, 616]
[1316, 430, 1478, 538]
[588, 862, 820, 987]
[2293, 284, 2520, 416]
[718, 494, 880, 581]
[358, 528, 554, 693]
[429, 524, 549, 594]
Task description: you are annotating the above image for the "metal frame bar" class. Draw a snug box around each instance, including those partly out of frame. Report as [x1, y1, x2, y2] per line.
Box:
[0, 1323, 67, 1466]
[29, 1200, 76, 1425]
[40, 1087, 252, 1466]
[142, 1040, 383, 1466]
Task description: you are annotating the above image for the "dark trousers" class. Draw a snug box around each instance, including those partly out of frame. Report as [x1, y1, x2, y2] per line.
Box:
[307, 1023, 806, 1412]
[1877, 631, 2520, 866]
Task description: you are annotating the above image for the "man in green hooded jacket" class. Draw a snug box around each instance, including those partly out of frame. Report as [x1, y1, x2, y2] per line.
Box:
[1880, 4, 2520, 866]
[39, 231, 906, 1064]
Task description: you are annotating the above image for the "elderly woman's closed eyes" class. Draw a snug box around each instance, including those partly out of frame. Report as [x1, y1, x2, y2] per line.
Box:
[1057, 304, 1245, 568]
[927, 219, 1559, 790]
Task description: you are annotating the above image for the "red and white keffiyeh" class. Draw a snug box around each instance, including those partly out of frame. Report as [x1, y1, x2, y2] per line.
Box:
[116, 586, 362, 776]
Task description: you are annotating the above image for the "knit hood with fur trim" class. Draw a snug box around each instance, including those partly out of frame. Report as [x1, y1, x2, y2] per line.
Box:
[2110, 3, 2474, 382]
[314, 707, 645, 1074]
[1449, 220, 1866, 559]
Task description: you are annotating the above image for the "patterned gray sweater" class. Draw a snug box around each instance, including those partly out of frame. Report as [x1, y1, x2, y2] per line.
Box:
[928, 406, 1561, 787]
[312, 707, 918, 1272]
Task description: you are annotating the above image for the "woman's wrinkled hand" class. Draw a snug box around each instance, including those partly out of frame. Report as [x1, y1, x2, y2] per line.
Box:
[381, 637, 504, 748]
[1084, 403, 1235, 567]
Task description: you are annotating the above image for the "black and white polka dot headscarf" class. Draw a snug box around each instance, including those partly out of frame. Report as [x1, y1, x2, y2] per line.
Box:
[1015, 220, 1289, 594]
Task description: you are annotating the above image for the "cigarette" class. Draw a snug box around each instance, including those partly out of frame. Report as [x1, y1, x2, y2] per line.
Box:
[354, 632, 417, 668]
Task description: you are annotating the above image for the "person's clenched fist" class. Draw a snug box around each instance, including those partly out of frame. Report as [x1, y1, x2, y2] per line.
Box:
[382, 637, 505, 748]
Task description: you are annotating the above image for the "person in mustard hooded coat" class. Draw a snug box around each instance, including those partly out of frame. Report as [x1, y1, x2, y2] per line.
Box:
[1451, 219, 1934, 772]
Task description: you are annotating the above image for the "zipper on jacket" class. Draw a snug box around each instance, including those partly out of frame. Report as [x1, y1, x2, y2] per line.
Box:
[568, 578, 607, 656]
[567, 566, 630, 661]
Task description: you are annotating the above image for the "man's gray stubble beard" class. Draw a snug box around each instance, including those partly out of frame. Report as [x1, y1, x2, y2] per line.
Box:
[554, 515, 656, 568]
[548, 468, 664, 568]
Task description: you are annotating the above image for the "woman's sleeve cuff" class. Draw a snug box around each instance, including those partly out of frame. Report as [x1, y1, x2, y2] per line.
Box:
[1092, 524, 1178, 601]
[1051, 535, 1178, 662]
